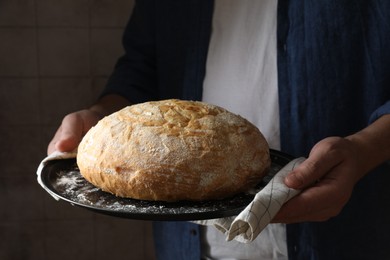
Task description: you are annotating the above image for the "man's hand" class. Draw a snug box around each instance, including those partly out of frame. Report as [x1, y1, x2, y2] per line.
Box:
[273, 114, 390, 223]
[47, 109, 103, 155]
[272, 137, 360, 223]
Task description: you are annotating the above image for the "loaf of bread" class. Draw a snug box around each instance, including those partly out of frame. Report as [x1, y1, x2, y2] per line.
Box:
[77, 99, 270, 201]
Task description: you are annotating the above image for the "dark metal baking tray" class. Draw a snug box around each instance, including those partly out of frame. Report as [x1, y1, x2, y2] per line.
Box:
[40, 149, 293, 221]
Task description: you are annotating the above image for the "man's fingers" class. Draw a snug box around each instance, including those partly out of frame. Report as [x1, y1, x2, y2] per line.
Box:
[285, 139, 343, 189]
[54, 132, 80, 152]
[284, 160, 324, 189]
[47, 114, 84, 155]
[58, 114, 84, 149]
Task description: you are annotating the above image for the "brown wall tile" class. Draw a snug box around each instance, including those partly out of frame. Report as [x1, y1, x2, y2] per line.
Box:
[90, 28, 124, 76]
[0, 126, 44, 177]
[0, 0, 36, 26]
[0, 0, 35, 26]
[0, 222, 46, 260]
[38, 28, 89, 76]
[90, 0, 134, 27]
[44, 195, 96, 220]
[0, 78, 40, 125]
[39, 77, 93, 125]
[0, 29, 38, 76]
[0, 176, 45, 221]
[44, 220, 95, 259]
[36, 0, 89, 27]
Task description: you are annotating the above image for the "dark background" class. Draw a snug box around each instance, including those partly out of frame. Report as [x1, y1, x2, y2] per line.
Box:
[0, 0, 155, 259]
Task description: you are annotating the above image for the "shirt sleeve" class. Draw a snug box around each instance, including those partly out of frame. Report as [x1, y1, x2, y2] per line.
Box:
[369, 100, 390, 124]
[100, 0, 159, 104]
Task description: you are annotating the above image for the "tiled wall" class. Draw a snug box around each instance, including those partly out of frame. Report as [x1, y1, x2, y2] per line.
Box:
[0, 1, 156, 259]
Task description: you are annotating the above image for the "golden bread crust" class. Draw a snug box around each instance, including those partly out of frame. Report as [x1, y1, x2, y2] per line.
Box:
[77, 99, 270, 201]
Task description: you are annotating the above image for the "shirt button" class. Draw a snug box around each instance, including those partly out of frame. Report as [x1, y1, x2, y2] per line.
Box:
[190, 229, 197, 236]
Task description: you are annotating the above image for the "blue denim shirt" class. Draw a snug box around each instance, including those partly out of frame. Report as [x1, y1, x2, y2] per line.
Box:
[102, 1, 390, 259]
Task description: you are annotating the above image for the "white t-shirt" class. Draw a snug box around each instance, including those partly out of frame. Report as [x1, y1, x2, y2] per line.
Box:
[201, 0, 287, 259]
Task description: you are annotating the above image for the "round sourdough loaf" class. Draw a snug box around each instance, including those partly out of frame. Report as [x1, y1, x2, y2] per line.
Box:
[77, 99, 270, 201]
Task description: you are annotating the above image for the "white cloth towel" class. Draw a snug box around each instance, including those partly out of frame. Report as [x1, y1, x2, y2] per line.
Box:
[194, 157, 305, 243]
